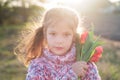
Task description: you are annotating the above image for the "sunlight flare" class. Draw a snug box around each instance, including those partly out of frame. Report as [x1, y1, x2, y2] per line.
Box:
[77, 27, 84, 35]
[44, 0, 89, 9]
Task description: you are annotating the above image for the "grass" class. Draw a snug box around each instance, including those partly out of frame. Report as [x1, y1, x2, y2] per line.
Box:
[0, 24, 120, 80]
[0, 24, 26, 80]
[97, 39, 120, 80]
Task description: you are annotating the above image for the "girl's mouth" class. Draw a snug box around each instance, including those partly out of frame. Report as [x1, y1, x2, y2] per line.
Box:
[55, 47, 64, 50]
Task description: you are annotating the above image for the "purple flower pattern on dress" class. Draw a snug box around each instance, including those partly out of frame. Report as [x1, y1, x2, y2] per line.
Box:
[26, 46, 101, 80]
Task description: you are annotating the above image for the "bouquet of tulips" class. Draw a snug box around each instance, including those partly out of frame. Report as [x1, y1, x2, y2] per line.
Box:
[75, 29, 103, 80]
[75, 30, 103, 63]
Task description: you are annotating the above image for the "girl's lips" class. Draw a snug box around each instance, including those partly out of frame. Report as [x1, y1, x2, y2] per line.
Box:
[55, 47, 64, 50]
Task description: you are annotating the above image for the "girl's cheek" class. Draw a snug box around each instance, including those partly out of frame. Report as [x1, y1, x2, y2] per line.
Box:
[65, 36, 73, 41]
[47, 35, 56, 39]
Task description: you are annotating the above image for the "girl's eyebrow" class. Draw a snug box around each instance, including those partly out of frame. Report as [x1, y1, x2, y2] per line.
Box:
[63, 31, 71, 34]
[63, 29, 73, 33]
[48, 30, 56, 32]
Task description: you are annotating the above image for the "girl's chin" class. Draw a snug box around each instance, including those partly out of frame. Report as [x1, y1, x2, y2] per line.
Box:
[50, 50, 66, 56]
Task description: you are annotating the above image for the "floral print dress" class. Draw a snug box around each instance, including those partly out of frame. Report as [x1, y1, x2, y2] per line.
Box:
[26, 46, 101, 80]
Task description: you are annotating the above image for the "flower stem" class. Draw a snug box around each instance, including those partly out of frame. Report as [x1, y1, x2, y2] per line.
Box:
[80, 44, 83, 60]
[78, 77, 81, 80]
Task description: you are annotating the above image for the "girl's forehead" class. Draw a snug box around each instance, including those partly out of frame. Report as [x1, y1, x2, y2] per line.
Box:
[43, 8, 79, 30]
[47, 21, 75, 33]
[48, 20, 73, 29]
[51, 19, 74, 27]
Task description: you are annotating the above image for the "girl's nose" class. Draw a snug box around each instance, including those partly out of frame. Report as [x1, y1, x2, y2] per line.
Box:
[55, 36, 64, 43]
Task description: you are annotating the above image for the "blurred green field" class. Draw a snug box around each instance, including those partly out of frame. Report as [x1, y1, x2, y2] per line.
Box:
[0, 25, 27, 80]
[0, 25, 120, 80]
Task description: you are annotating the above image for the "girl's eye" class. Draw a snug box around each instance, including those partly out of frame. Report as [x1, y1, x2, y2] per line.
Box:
[64, 33, 71, 37]
[49, 32, 56, 36]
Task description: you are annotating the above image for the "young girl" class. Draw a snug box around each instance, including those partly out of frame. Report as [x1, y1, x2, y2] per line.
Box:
[15, 6, 101, 80]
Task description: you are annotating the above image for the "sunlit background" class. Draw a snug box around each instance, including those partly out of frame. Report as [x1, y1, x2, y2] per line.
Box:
[0, 0, 120, 80]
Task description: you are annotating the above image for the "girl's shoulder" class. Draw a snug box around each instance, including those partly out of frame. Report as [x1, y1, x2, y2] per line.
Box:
[26, 57, 48, 80]
[27, 57, 47, 72]
[29, 57, 46, 67]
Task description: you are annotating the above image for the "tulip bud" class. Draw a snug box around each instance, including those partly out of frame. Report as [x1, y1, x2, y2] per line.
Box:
[90, 46, 103, 62]
[80, 31, 88, 44]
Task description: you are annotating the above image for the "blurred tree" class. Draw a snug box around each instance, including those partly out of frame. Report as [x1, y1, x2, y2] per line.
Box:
[0, 0, 44, 26]
[0, 0, 14, 25]
[94, 0, 111, 8]
[21, 0, 26, 8]
[39, 0, 46, 3]
[109, 0, 120, 14]
[86, 0, 110, 11]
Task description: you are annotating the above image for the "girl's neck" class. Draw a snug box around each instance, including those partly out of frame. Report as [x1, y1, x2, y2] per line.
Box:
[43, 45, 76, 65]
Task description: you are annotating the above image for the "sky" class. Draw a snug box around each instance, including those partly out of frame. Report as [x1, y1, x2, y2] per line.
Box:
[109, 0, 120, 3]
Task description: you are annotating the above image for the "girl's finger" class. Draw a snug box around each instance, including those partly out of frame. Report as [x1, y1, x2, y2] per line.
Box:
[78, 69, 87, 77]
[84, 64, 88, 70]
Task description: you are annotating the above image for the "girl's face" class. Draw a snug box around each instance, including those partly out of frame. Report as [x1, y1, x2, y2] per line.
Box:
[46, 21, 74, 56]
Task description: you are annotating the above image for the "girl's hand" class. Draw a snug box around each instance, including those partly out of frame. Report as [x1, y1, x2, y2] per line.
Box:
[72, 61, 88, 77]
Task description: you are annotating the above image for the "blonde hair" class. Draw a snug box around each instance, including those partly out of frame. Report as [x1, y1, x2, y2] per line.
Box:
[14, 6, 80, 66]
